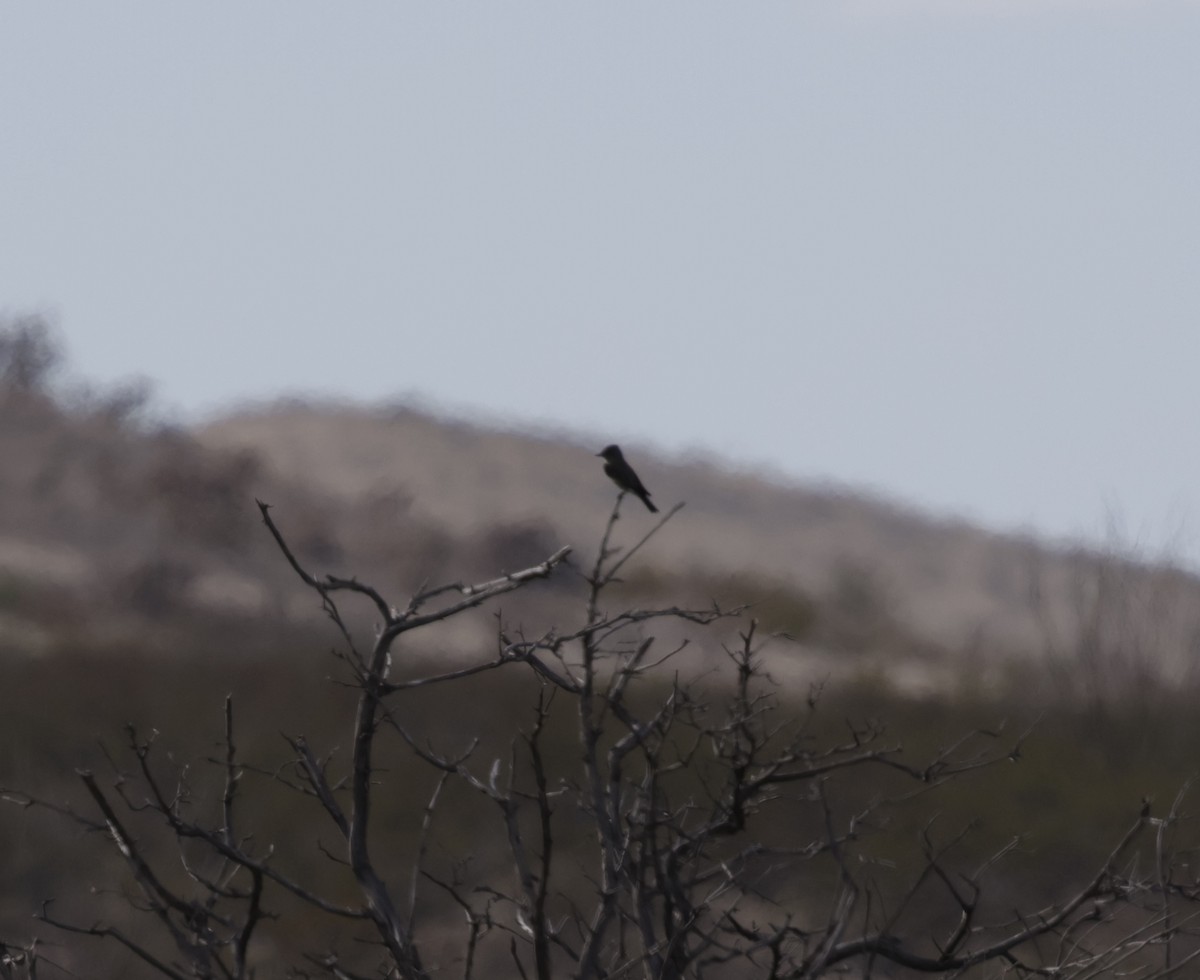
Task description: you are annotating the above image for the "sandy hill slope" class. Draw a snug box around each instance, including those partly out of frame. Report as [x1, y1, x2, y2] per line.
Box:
[195, 399, 1200, 677]
[5, 377, 1197, 690]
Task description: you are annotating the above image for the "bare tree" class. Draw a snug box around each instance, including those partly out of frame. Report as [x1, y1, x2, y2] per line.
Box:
[0, 314, 64, 397]
[1025, 523, 1200, 716]
[6, 491, 1200, 979]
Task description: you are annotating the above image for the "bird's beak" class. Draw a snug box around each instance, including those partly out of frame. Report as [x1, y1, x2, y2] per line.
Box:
[595, 452, 604, 457]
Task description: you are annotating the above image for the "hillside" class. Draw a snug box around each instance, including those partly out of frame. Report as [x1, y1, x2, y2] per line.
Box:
[3, 316, 1198, 694]
[196, 399, 1200, 682]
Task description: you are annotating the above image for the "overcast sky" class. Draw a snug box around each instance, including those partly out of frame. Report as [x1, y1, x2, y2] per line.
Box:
[3, 3, 1198, 559]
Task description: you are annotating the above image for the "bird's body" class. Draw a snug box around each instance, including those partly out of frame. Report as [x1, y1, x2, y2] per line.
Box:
[597, 444, 658, 513]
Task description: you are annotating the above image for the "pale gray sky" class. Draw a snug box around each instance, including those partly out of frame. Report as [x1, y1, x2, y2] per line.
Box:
[2, 3, 1198, 557]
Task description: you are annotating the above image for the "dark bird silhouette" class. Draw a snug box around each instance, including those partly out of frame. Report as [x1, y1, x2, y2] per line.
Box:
[597, 444, 658, 513]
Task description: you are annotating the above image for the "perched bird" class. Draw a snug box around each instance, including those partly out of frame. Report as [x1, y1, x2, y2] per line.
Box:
[597, 444, 658, 513]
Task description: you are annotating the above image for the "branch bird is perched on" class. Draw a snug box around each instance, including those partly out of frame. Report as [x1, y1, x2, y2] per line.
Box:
[597, 444, 658, 513]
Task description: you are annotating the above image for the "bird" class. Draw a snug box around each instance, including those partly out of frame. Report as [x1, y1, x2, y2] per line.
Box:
[597, 444, 658, 513]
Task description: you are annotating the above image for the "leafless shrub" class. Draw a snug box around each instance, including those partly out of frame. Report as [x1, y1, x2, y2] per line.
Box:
[147, 437, 263, 553]
[73, 375, 158, 429]
[817, 558, 897, 654]
[0, 937, 38, 980]
[0, 313, 62, 393]
[116, 556, 198, 618]
[1026, 522, 1200, 713]
[5, 491, 1200, 979]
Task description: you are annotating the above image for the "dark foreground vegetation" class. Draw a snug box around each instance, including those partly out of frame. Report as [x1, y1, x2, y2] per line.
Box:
[3, 494, 1200, 980]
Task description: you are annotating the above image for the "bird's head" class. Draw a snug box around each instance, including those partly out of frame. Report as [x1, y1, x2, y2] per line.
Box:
[597, 444, 622, 460]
